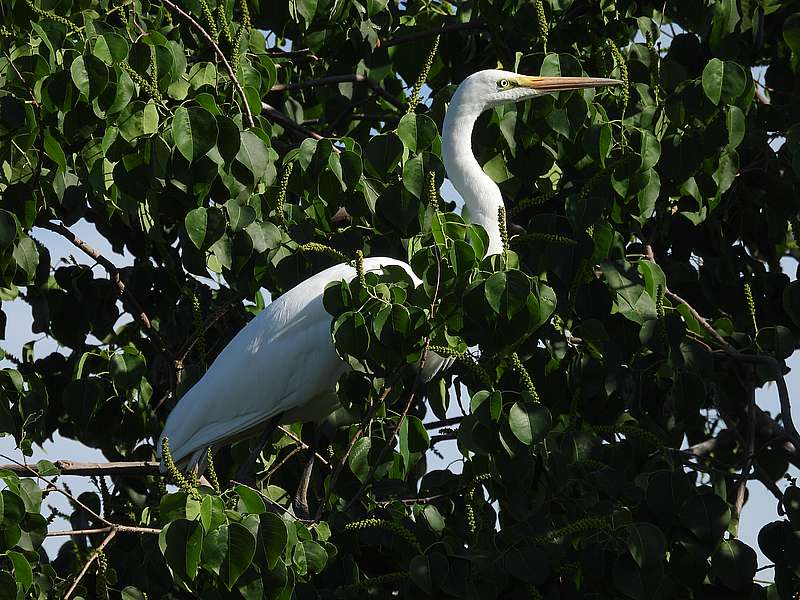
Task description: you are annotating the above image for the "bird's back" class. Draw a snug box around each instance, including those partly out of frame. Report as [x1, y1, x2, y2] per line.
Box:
[159, 257, 416, 468]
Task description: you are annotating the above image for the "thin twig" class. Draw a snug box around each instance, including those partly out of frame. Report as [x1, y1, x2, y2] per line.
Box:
[425, 416, 463, 430]
[37, 221, 176, 360]
[383, 20, 486, 47]
[63, 529, 116, 600]
[278, 425, 331, 468]
[47, 524, 160, 537]
[159, 0, 254, 128]
[261, 101, 332, 145]
[314, 386, 393, 520]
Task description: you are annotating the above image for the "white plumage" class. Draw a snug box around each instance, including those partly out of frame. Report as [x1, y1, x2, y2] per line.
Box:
[159, 69, 620, 471]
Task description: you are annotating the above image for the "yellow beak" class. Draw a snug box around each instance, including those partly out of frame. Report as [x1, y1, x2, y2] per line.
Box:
[516, 76, 623, 91]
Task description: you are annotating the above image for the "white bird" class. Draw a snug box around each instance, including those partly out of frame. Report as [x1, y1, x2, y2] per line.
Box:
[158, 70, 620, 472]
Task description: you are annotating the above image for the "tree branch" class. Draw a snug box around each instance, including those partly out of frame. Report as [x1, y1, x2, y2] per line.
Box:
[47, 524, 160, 537]
[261, 101, 332, 144]
[159, 0, 255, 128]
[36, 221, 176, 361]
[63, 529, 116, 600]
[425, 416, 463, 430]
[0, 459, 161, 477]
[271, 74, 405, 111]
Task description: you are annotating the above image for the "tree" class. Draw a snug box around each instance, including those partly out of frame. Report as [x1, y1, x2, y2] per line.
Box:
[1, 0, 800, 596]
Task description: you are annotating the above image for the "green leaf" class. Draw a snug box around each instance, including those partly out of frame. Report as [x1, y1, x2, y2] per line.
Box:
[711, 539, 757, 590]
[185, 207, 226, 251]
[484, 272, 507, 315]
[0, 210, 17, 250]
[200, 494, 226, 533]
[702, 58, 746, 105]
[223, 523, 257, 589]
[397, 113, 438, 153]
[159, 519, 204, 582]
[365, 133, 403, 178]
[70, 54, 109, 100]
[12, 238, 39, 281]
[680, 493, 731, 542]
[508, 402, 551, 445]
[625, 522, 666, 569]
[398, 415, 429, 471]
[43, 129, 67, 173]
[236, 484, 266, 514]
[726, 105, 745, 148]
[348, 437, 371, 482]
[784, 14, 800, 53]
[784, 486, 800, 526]
[110, 348, 146, 389]
[260, 513, 289, 569]
[301, 540, 327, 574]
[333, 311, 370, 357]
[173, 106, 218, 163]
[235, 131, 271, 184]
[93, 32, 129, 65]
[7, 550, 32, 592]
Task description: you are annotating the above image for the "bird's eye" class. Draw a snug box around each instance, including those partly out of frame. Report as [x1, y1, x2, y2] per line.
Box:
[498, 79, 510, 89]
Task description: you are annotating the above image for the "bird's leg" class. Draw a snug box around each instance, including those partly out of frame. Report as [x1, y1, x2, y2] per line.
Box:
[293, 427, 319, 520]
[236, 415, 281, 483]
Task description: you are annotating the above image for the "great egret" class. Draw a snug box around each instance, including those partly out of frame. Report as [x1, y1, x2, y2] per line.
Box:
[158, 70, 620, 473]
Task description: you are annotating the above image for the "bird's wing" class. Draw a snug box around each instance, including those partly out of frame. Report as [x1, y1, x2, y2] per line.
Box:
[159, 258, 416, 467]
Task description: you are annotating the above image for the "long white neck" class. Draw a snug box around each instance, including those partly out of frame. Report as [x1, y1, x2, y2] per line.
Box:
[442, 98, 505, 256]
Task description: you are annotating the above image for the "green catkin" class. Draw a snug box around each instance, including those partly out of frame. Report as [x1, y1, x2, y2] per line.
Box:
[508, 191, 555, 218]
[25, 0, 81, 33]
[464, 473, 492, 535]
[533, 0, 548, 52]
[161, 437, 201, 500]
[427, 345, 493, 388]
[656, 284, 668, 348]
[191, 291, 207, 368]
[356, 250, 366, 288]
[591, 423, 663, 448]
[498, 205, 509, 252]
[344, 518, 421, 552]
[232, 0, 252, 72]
[96, 550, 108, 600]
[511, 232, 577, 246]
[511, 353, 539, 401]
[645, 31, 662, 99]
[407, 35, 440, 113]
[427, 171, 440, 213]
[531, 516, 609, 545]
[606, 40, 629, 110]
[206, 449, 222, 494]
[149, 49, 159, 94]
[744, 282, 758, 333]
[299, 242, 349, 264]
[274, 164, 293, 228]
[98, 476, 111, 517]
[217, 5, 232, 45]
[336, 572, 410, 596]
[197, 0, 219, 41]
[528, 584, 544, 600]
[121, 61, 163, 104]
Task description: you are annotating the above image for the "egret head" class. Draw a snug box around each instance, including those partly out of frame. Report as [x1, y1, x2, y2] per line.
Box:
[451, 69, 622, 112]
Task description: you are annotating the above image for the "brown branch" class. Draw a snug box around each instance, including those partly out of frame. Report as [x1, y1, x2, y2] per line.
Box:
[159, 0, 254, 128]
[735, 380, 757, 532]
[0, 459, 161, 477]
[47, 524, 160, 537]
[278, 425, 331, 468]
[271, 74, 405, 111]
[382, 20, 486, 47]
[261, 101, 332, 145]
[63, 529, 117, 600]
[36, 221, 176, 360]
[683, 429, 738, 457]
[425, 416, 463, 430]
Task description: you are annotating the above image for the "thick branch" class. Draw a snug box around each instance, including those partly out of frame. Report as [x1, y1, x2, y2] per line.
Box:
[683, 429, 738, 457]
[47, 524, 160, 537]
[37, 221, 175, 360]
[271, 74, 405, 111]
[425, 416, 463, 430]
[160, 0, 255, 128]
[0, 459, 161, 477]
[261, 101, 331, 144]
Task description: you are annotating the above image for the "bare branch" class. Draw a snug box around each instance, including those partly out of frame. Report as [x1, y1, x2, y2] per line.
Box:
[735, 380, 757, 532]
[47, 524, 160, 537]
[0, 459, 161, 477]
[683, 429, 738, 457]
[278, 425, 331, 468]
[64, 529, 116, 600]
[261, 102, 333, 146]
[425, 416, 463, 430]
[36, 221, 176, 361]
[159, 0, 255, 128]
